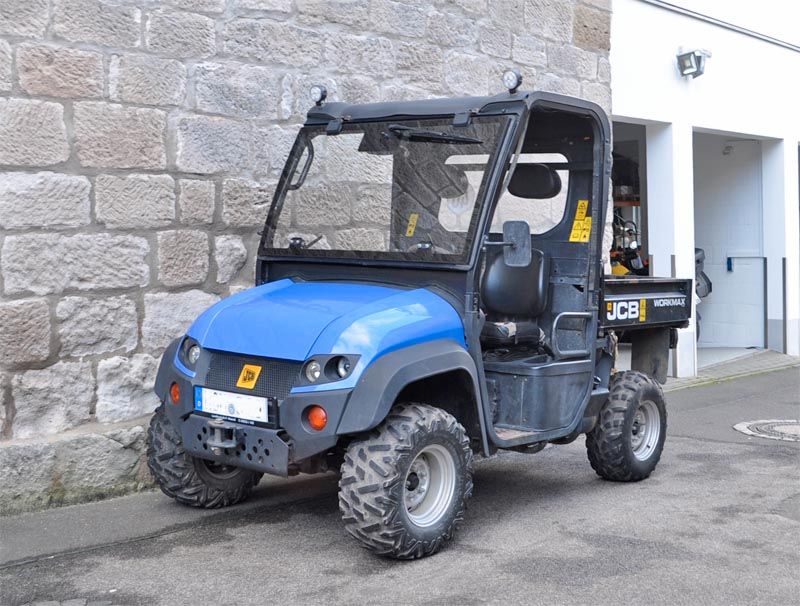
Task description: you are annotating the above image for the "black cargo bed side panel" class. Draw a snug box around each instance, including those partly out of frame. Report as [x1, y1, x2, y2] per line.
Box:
[600, 276, 692, 331]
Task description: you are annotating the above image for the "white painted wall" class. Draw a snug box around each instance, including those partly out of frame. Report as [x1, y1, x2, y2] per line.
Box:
[611, 0, 800, 140]
[611, 0, 800, 370]
[693, 133, 764, 347]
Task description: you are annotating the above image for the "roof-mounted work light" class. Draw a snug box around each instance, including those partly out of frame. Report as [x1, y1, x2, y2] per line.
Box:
[309, 84, 327, 106]
[501, 68, 522, 94]
[676, 49, 711, 78]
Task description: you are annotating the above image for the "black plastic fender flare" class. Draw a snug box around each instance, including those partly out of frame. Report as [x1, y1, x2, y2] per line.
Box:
[336, 339, 489, 453]
[154, 338, 181, 402]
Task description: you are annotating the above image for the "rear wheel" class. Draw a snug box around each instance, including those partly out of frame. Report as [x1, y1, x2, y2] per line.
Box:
[147, 404, 261, 508]
[339, 403, 473, 559]
[586, 370, 667, 481]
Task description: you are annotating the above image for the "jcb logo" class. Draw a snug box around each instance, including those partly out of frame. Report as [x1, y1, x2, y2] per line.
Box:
[236, 364, 262, 389]
[607, 299, 646, 322]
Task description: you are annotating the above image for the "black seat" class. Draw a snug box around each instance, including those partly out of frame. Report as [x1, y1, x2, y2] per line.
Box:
[479, 163, 559, 348]
[480, 247, 550, 347]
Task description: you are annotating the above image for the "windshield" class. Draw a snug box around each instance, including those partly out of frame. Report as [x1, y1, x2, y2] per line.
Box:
[260, 116, 512, 264]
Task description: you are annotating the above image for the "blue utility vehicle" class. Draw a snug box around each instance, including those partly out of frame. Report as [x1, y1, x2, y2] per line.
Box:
[148, 73, 692, 559]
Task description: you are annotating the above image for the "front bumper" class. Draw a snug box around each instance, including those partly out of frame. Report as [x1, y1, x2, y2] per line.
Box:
[156, 339, 352, 476]
[181, 414, 291, 475]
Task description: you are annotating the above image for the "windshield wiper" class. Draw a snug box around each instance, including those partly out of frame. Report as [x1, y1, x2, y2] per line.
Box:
[288, 234, 324, 251]
[385, 124, 482, 145]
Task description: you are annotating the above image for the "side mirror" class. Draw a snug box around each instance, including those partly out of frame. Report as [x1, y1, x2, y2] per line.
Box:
[502, 221, 532, 267]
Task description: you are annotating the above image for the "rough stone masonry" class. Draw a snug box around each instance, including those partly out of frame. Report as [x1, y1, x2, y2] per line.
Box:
[0, 0, 611, 514]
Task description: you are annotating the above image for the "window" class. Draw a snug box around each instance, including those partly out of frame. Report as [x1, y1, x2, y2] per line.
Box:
[262, 116, 512, 264]
[489, 153, 570, 234]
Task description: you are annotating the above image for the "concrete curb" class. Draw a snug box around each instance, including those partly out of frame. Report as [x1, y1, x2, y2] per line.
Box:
[0, 414, 153, 516]
[664, 354, 800, 393]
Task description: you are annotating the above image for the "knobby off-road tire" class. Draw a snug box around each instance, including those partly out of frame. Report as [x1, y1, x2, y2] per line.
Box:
[147, 404, 262, 508]
[586, 370, 667, 482]
[339, 403, 474, 559]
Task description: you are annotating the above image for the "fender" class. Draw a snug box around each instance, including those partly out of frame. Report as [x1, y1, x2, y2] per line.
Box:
[336, 339, 488, 453]
[154, 338, 181, 402]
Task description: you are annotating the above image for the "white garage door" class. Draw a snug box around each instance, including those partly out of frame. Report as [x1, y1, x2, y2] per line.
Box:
[693, 134, 764, 348]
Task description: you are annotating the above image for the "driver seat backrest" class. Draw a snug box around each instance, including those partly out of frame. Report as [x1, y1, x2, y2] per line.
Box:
[479, 247, 550, 347]
[481, 247, 550, 319]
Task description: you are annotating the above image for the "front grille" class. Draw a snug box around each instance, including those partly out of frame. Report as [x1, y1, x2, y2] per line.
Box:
[204, 352, 301, 400]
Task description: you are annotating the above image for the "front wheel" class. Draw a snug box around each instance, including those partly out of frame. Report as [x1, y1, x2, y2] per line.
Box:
[147, 404, 262, 508]
[586, 370, 667, 482]
[339, 403, 473, 559]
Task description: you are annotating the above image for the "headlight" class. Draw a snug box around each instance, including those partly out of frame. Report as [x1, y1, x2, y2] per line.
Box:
[304, 360, 322, 382]
[501, 68, 522, 93]
[187, 344, 201, 365]
[179, 337, 201, 370]
[335, 356, 351, 378]
[309, 84, 327, 105]
[299, 355, 359, 386]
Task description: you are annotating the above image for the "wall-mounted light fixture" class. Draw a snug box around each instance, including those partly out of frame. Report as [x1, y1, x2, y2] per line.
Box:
[676, 49, 712, 78]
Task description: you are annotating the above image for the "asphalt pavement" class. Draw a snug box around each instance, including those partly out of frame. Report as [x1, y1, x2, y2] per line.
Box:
[1, 367, 798, 606]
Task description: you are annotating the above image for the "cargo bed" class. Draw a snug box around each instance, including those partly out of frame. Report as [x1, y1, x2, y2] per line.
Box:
[600, 276, 692, 331]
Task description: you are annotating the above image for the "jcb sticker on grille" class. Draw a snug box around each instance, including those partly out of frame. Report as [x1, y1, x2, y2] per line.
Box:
[236, 364, 262, 389]
[607, 300, 645, 322]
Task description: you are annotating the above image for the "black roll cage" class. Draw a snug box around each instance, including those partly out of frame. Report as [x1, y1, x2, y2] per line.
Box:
[257, 90, 611, 283]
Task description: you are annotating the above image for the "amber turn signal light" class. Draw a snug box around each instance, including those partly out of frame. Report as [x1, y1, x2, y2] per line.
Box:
[169, 382, 181, 404]
[306, 405, 327, 431]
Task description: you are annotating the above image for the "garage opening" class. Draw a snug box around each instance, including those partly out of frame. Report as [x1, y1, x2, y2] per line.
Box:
[693, 132, 766, 363]
[610, 122, 649, 277]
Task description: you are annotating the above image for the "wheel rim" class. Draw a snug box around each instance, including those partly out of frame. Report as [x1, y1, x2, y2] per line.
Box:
[199, 458, 239, 479]
[631, 399, 661, 461]
[403, 444, 457, 528]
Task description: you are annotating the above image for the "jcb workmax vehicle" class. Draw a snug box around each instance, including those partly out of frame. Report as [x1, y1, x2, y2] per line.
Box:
[148, 72, 692, 559]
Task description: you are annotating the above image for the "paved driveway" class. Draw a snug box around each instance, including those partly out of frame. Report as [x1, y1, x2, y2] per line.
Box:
[1, 368, 798, 606]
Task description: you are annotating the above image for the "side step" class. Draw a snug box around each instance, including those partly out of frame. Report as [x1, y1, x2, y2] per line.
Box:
[494, 425, 538, 441]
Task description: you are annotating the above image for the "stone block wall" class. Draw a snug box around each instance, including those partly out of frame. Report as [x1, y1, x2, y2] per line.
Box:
[0, 0, 610, 513]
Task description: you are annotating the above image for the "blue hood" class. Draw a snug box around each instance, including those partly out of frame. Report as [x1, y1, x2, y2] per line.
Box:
[186, 280, 466, 372]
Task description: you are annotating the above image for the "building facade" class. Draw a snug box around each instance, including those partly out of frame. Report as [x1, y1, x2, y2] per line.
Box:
[610, 0, 800, 377]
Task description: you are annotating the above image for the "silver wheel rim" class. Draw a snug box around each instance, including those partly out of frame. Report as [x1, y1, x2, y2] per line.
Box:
[403, 444, 457, 528]
[631, 399, 661, 461]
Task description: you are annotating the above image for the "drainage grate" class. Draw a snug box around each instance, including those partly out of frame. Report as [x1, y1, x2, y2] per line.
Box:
[733, 420, 800, 442]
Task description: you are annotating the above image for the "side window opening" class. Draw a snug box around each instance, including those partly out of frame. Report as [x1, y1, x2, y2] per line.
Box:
[490, 153, 570, 234]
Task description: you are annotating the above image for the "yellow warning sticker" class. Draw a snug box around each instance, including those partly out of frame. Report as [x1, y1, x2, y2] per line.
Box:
[236, 364, 262, 390]
[569, 200, 592, 242]
[576, 199, 589, 220]
[639, 298, 647, 322]
[405, 213, 419, 237]
[569, 217, 592, 243]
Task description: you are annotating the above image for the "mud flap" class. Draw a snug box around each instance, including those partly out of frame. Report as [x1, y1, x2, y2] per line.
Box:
[630, 328, 670, 384]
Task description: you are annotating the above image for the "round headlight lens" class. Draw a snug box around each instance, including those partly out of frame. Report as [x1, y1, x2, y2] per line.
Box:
[305, 360, 322, 382]
[335, 357, 351, 378]
[187, 344, 201, 365]
[309, 84, 327, 104]
[502, 68, 522, 92]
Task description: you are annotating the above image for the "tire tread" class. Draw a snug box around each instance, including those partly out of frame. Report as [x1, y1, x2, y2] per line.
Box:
[586, 370, 667, 482]
[338, 403, 473, 559]
[146, 405, 260, 509]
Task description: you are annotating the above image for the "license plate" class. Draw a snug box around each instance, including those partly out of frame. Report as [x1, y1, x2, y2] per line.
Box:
[194, 387, 269, 424]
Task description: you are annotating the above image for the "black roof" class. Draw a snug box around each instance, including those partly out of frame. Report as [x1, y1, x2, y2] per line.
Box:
[305, 89, 612, 122]
[304, 89, 612, 143]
